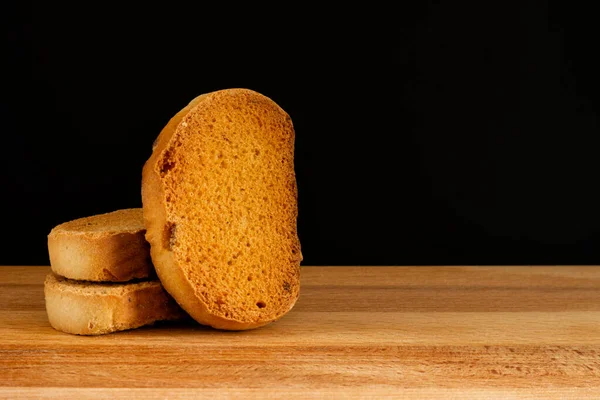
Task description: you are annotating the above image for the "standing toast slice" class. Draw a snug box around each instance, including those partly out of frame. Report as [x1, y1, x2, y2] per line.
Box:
[142, 88, 302, 330]
[48, 208, 154, 282]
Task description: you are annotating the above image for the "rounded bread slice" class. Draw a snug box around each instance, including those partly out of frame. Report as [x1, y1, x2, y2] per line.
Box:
[44, 273, 186, 335]
[48, 208, 154, 282]
[142, 88, 302, 330]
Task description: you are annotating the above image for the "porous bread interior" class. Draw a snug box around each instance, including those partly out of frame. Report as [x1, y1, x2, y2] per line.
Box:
[50, 209, 144, 235]
[45, 273, 161, 296]
[154, 89, 301, 324]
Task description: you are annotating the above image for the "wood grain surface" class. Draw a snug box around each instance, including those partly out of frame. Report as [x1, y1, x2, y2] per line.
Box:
[1, 266, 599, 399]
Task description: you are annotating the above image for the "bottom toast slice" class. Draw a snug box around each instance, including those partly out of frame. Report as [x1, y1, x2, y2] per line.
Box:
[44, 273, 187, 335]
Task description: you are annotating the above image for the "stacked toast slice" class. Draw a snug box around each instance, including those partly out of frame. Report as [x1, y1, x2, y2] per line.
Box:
[45, 209, 185, 335]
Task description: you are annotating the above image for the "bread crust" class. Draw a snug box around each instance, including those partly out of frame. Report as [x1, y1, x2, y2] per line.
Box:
[44, 273, 186, 335]
[142, 89, 301, 330]
[48, 209, 154, 282]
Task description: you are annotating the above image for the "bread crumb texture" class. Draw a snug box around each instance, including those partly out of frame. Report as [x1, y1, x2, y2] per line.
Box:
[150, 88, 302, 326]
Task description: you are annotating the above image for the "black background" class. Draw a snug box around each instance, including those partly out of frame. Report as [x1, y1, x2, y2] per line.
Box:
[3, 2, 599, 266]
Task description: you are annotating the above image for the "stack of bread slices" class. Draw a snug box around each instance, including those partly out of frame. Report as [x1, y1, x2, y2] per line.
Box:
[45, 209, 186, 335]
[44, 88, 302, 335]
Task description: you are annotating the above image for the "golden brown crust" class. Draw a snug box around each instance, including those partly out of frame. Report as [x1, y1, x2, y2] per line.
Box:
[48, 209, 154, 282]
[44, 273, 186, 335]
[142, 88, 301, 330]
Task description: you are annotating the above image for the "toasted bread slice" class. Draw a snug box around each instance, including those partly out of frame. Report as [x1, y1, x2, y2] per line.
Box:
[142, 88, 302, 330]
[44, 273, 186, 335]
[48, 209, 154, 282]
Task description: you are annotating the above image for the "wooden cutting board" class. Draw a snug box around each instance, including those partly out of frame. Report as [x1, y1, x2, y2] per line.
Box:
[1, 266, 599, 399]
